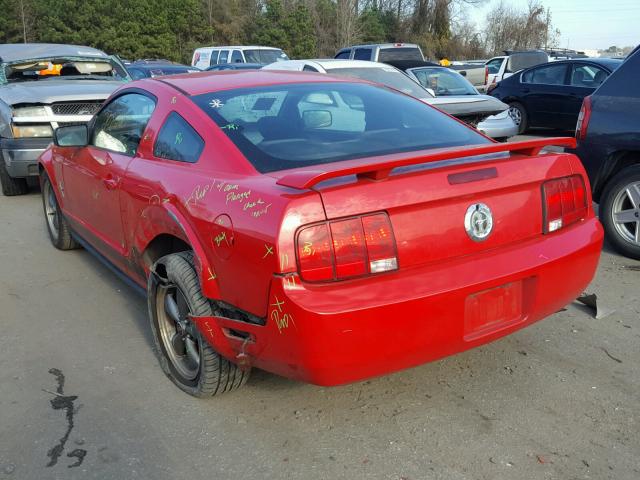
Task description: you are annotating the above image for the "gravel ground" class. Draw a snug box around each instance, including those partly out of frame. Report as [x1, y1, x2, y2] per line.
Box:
[1, 181, 638, 480]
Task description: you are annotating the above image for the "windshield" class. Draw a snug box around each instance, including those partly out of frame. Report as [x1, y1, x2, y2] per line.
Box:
[410, 67, 477, 95]
[243, 49, 289, 64]
[2, 57, 128, 84]
[327, 67, 432, 99]
[193, 82, 489, 173]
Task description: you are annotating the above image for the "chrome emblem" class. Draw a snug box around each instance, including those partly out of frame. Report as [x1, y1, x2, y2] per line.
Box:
[465, 203, 493, 241]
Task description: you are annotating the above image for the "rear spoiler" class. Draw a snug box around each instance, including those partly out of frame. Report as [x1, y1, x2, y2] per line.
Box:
[276, 137, 576, 190]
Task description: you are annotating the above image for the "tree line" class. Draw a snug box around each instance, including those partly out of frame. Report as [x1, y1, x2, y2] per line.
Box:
[0, 0, 560, 64]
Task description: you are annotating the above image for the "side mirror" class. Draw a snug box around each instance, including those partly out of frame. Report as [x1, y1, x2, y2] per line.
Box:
[302, 109, 332, 129]
[54, 124, 88, 147]
[425, 88, 436, 97]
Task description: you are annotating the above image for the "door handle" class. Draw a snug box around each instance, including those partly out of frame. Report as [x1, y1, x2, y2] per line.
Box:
[102, 174, 119, 190]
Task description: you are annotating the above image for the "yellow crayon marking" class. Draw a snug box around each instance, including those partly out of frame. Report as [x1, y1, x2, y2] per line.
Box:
[207, 267, 217, 281]
[263, 244, 274, 258]
[280, 253, 289, 270]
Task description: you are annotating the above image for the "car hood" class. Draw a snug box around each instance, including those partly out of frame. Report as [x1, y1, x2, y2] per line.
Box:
[424, 95, 508, 117]
[0, 79, 124, 105]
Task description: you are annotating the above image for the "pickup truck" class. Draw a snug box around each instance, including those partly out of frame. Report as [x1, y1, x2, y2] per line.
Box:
[335, 43, 424, 62]
[449, 61, 487, 90]
[0, 43, 130, 195]
[483, 50, 549, 92]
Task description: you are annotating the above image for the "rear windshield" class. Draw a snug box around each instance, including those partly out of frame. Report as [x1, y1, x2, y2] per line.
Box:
[192, 83, 489, 173]
[507, 52, 548, 73]
[328, 67, 432, 99]
[378, 47, 424, 62]
[243, 49, 289, 64]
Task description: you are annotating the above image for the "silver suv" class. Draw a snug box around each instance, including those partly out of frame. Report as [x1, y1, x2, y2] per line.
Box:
[0, 43, 130, 195]
[334, 43, 424, 62]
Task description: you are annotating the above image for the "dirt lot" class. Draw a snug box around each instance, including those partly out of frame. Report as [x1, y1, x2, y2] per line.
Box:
[1, 180, 639, 479]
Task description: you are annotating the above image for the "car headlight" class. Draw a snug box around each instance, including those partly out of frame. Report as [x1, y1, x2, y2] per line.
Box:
[11, 124, 53, 138]
[12, 106, 48, 118]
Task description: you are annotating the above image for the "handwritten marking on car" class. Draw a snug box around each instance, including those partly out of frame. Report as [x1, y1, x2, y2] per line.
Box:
[251, 203, 272, 218]
[280, 253, 289, 270]
[302, 242, 314, 256]
[221, 123, 239, 131]
[214, 231, 229, 247]
[209, 99, 224, 109]
[243, 198, 265, 211]
[171, 96, 177, 104]
[226, 190, 251, 204]
[263, 244, 274, 258]
[207, 267, 217, 281]
[269, 296, 296, 334]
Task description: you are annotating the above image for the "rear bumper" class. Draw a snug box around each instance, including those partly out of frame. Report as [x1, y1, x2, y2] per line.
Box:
[1, 138, 51, 178]
[198, 218, 602, 386]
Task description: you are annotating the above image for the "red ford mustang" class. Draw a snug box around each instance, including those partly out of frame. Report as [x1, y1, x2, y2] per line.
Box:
[39, 70, 603, 396]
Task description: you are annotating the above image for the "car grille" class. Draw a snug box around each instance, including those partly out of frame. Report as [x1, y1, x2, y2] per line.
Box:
[457, 114, 488, 128]
[51, 102, 102, 116]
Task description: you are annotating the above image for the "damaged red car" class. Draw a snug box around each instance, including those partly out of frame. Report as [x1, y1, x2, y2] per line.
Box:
[39, 70, 603, 396]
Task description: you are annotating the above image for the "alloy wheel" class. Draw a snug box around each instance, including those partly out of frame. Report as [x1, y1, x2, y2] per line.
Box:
[611, 181, 640, 246]
[155, 283, 201, 380]
[508, 106, 522, 126]
[43, 180, 60, 242]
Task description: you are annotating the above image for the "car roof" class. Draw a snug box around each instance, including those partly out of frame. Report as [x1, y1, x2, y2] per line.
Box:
[0, 43, 108, 62]
[342, 43, 421, 49]
[275, 59, 401, 70]
[156, 70, 360, 96]
[533, 58, 623, 70]
[130, 63, 193, 70]
[195, 46, 282, 51]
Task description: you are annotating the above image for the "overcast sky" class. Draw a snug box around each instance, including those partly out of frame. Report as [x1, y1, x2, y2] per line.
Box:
[466, 0, 639, 51]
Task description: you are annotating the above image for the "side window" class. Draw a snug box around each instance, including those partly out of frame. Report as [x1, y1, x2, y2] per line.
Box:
[353, 48, 372, 61]
[485, 58, 503, 75]
[570, 64, 608, 87]
[92, 93, 156, 156]
[230, 50, 243, 63]
[153, 112, 204, 163]
[335, 50, 350, 59]
[128, 68, 146, 80]
[218, 50, 230, 64]
[303, 65, 319, 72]
[209, 50, 220, 66]
[522, 64, 567, 85]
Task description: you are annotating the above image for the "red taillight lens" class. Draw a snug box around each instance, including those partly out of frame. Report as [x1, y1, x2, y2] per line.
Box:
[330, 218, 367, 278]
[542, 175, 588, 233]
[576, 96, 592, 140]
[297, 224, 334, 281]
[484, 66, 488, 86]
[296, 212, 398, 282]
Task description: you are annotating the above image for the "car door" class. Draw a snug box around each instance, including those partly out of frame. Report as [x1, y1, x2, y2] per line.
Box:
[62, 92, 156, 268]
[565, 62, 610, 129]
[519, 63, 569, 129]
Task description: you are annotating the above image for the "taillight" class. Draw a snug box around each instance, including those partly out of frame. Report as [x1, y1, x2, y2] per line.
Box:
[576, 96, 592, 140]
[542, 175, 588, 233]
[296, 212, 398, 282]
[486, 81, 497, 95]
[484, 66, 488, 86]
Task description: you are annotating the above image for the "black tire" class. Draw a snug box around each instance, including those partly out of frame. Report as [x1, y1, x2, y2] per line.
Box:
[148, 251, 249, 397]
[508, 101, 528, 134]
[0, 158, 28, 196]
[599, 165, 640, 260]
[41, 174, 79, 250]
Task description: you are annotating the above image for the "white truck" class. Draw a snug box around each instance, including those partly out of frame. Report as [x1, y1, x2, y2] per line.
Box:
[482, 50, 549, 92]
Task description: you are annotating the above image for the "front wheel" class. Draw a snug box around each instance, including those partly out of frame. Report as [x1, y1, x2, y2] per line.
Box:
[41, 174, 79, 250]
[148, 252, 249, 397]
[508, 102, 528, 134]
[599, 166, 640, 259]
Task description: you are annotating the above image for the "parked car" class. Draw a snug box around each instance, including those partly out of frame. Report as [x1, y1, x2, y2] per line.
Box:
[191, 46, 288, 70]
[0, 43, 130, 196]
[127, 60, 200, 79]
[386, 60, 518, 140]
[574, 48, 640, 259]
[335, 43, 424, 62]
[488, 58, 623, 134]
[448, 61, 487, 90]
[484, 50, 550, 92]
[206, 63, 264, 71]
[39, 70, 602, 396]
[265, 59, 509, 138]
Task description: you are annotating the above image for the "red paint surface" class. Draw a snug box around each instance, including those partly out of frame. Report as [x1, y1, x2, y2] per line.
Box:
[40, 72, 602, 386]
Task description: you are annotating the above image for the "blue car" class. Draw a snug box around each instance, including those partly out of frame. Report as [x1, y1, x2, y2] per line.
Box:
[127, 60, 200, 79]
[488, 58, 622, 134]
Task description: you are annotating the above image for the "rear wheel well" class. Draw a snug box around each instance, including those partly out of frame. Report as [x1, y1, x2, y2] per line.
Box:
[142, 234, 192, 273]
[594, 151, 640, 202]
